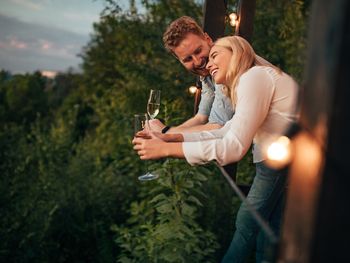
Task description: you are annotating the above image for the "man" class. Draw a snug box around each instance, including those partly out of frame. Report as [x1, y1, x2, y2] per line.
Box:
[149, 16, 234, 133]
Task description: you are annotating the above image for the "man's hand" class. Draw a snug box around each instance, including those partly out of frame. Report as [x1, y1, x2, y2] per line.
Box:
[148, 119, 166, 133]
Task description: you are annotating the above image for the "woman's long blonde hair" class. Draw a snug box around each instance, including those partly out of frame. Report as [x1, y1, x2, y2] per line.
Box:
[214, 36, 280, 104]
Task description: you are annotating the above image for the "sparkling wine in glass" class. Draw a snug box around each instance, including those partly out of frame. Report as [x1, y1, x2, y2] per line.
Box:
[147, 89, 161, 119]
[134, 113, 159, 181]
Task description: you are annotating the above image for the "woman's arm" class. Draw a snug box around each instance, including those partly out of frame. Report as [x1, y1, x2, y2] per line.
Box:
[133, 68, 277, 165]
[133, 136, 185, 160]
[182, 67, 275, 165]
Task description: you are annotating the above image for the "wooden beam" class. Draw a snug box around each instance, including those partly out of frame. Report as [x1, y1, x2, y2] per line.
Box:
[194, 0, 228, 116]
[236, 0, 256, 43]
[309, 0, 350, 261]
[278, 0, 350, 261]
[202, 0, 227, 41]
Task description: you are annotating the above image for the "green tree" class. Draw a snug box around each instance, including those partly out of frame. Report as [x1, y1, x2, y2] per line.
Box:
[252, 0, 311, 81]
[1, 72, 48, 125]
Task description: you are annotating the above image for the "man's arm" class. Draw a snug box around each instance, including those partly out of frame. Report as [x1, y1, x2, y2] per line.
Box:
[148, 78, 226, 133]
[173, 113, 208, 128]
[148, 114, 222, 133]
[169, 118, 222, 132]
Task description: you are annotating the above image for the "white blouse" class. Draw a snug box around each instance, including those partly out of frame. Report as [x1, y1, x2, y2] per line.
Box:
[182, 66, 299, 166]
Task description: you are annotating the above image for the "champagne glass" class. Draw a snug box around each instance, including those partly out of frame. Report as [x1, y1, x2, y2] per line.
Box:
[147, 89, 161, 120]
[134, 113, 159, 181]
[136, 89, 161, 181]
[134, 113, 147, 135]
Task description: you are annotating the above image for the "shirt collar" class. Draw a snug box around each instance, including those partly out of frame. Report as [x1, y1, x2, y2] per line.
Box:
[200, 75, 212, 83]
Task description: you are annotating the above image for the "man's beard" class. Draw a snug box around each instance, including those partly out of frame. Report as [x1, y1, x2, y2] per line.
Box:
[190, 57, 209, 76]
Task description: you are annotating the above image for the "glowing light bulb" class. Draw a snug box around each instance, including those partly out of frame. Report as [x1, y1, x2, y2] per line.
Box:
[266, 136, 292, 169]
[229, 12, 238, 27]
[188, 86, 198, 94]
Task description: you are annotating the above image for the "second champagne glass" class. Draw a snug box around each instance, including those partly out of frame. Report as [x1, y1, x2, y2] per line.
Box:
[134, 113, 159, 181]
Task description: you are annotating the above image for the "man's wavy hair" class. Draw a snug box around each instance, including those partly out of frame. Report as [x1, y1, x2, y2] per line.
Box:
[163, 16, 204, 54]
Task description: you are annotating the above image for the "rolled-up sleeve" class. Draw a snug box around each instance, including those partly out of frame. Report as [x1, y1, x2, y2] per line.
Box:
[197, 79, 215, 116]
[208, 84, 234, 125]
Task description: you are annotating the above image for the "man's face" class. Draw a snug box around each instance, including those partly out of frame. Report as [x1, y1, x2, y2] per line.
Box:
[173, 33, 213, 77]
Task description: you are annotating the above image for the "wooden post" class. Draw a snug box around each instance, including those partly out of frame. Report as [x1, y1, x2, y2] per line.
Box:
[194, 0, 228, 119]
[199, 0, 228, 114]
[202, 0, 227, 41]
[278, 0, 350, 262]
[235, 0, 256, 43]
[199, 0, 256, 186]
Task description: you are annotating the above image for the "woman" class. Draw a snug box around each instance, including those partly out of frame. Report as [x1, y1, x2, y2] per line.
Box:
[133, 36, 299, 262]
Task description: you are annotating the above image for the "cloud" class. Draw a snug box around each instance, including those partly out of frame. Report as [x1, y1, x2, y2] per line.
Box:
[39, 39, 53, 50]
[0, 14, 90, 73]
[10, 0, 43, 11]
[63, 11, 100, 23]
[0, 36, 28, 49]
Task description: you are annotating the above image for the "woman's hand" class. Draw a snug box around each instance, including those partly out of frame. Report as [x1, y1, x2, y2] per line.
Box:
[132, 132, 169, 160]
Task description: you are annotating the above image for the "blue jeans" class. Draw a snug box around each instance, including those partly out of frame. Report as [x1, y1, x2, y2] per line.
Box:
[221, 161, 287, 263]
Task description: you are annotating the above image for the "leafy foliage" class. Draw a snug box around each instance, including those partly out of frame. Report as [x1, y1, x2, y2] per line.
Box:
[0, 72, 48, 125]
[0, 105, 137, 262]
[114, 160, 220, 263]
[252, 0, 311, 81]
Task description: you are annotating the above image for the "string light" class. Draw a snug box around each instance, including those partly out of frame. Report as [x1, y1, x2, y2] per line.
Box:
[188, 86, 198, 95]
[264, 123, 301, 169]
[266, 136, 292, 169]
[229, 12, 238, 27]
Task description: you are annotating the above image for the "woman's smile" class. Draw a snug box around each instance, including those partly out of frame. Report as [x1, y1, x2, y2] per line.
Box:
[210, 68, 218, 78]
[206, 45, 232, 84]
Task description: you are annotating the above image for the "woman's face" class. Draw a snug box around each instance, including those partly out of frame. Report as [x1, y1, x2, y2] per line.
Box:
[206, 45, 232, 85]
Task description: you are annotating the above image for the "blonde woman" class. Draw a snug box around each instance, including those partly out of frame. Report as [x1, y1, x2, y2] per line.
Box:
[133, 36, 299, 262]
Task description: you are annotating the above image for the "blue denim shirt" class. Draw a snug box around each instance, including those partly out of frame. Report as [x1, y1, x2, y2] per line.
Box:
[197, 76, 234, 126]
